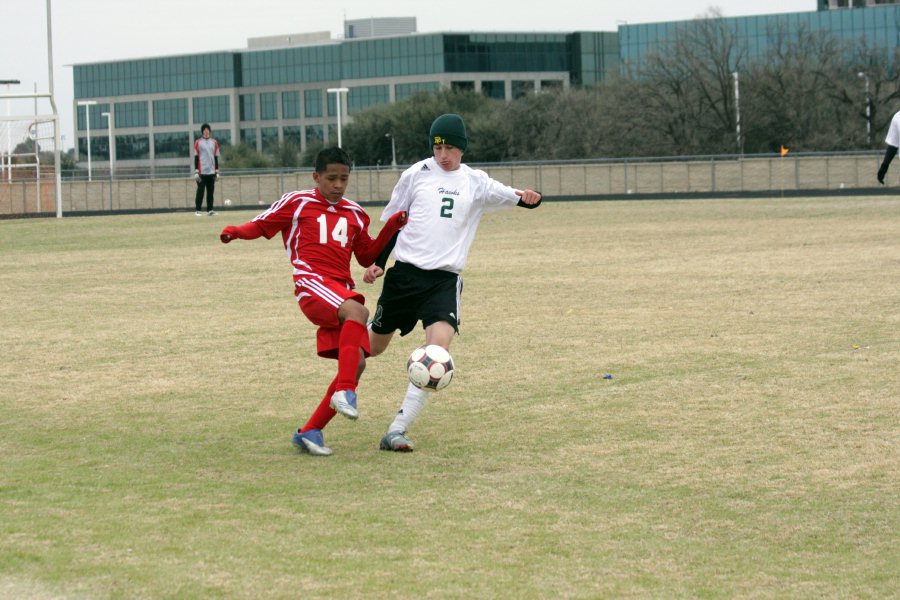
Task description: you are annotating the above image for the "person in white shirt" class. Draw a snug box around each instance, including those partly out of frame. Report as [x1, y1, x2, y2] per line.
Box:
[363, 113, 542, 452]
[877, 110, 900, 185]
[193, 123, 220, 216]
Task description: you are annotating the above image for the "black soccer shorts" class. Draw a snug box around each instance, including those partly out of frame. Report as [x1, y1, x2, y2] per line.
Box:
[370, 261, 462, 336]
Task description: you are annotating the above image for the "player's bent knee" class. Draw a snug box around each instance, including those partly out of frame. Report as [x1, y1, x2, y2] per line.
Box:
[368, 331, 393, 357]
[339, 300, 369, 324]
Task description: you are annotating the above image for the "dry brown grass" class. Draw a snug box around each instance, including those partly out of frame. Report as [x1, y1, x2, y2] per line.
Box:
[1, 197, 898, 598]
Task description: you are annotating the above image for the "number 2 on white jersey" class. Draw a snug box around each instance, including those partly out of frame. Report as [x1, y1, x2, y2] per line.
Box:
[317, 214, 349, 247]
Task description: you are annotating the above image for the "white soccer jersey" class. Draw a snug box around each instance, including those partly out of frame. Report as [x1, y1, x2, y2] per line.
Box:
[886, 110, 900, 147]
[381, 157, 521, 273]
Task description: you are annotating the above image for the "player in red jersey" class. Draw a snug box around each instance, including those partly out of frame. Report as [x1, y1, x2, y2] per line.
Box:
[219, 147, 408, 456]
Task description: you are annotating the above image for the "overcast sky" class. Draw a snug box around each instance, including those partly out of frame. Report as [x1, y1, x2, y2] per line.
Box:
[2, 0, 815, 150]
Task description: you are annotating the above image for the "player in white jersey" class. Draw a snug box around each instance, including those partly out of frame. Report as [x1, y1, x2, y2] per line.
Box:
[877, 110, 900, 185]
[193, 123, 220, 216]
[364, 113, 542, 452]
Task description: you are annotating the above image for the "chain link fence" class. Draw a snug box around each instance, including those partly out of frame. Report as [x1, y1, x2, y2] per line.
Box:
[0, 151, 889, 218]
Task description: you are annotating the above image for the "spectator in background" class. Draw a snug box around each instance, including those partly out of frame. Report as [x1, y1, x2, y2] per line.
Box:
[877, 110, 900, 185]
[193, 123, 220, 216]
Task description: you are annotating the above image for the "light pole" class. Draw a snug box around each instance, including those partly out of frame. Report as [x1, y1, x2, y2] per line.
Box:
[77, 99, 97, 181]
[101, 111, 113, 179]
[386, 132, 397, 167]
[1, 79, 20, 182]
[326, 87, 349, 148]
[857, 71, 871, 146]
[733, 71, 742, 156]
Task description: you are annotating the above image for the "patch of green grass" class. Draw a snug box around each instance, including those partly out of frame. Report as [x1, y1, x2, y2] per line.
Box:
[1, 198, 898, 598]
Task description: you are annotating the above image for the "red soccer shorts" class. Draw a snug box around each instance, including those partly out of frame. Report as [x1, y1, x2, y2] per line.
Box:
[295, 276, 371, 359]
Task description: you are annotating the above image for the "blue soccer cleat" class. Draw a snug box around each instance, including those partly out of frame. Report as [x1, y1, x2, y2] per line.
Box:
[329, 390, 359, 420]
[292, 428, 333, 456]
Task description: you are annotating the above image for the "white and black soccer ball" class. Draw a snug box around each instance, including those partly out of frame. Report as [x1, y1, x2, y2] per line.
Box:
[406, 344, 455, 391]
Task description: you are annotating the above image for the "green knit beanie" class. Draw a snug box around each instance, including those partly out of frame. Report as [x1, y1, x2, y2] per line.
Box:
[429, 113, 468, 151]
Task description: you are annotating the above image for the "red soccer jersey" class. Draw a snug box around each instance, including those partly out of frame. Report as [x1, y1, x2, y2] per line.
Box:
[251, 188, 374, 287]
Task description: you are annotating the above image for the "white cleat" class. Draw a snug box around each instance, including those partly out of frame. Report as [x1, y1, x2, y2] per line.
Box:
[329, 390, 359, 420]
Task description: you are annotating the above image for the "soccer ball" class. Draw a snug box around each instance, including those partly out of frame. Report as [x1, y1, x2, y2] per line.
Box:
[407, 344, 454, 391]
[223, 198, 232, 206]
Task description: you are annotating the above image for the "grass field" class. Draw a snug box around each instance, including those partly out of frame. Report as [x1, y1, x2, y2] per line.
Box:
[1, 197, 898, 599]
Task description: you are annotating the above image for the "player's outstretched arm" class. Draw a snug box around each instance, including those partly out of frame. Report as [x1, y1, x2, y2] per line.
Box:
[516, 189, 542, 209]
[354, 211, 407, 267]
[220, 221, 264, 243]
[878, 145, 897, 185]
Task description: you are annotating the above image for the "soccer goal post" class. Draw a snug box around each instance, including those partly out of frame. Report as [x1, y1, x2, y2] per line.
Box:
[0, 102, 62, 217]
[1, 0, 65, 217]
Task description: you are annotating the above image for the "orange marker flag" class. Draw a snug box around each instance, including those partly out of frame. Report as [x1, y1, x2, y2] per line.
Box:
[780, 145, 789, 156]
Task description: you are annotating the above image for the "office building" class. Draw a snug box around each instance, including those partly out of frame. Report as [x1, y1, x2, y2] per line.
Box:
[620, 3, 900, 70]
[72, 19, 617, 169]
[72, 5, 900, 170]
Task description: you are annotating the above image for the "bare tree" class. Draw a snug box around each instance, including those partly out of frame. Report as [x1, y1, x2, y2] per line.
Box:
[629, 9, 748, 155]
[334, 12, 900, 164]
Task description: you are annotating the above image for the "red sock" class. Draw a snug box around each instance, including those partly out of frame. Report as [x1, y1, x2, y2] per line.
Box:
[301, 376, 338, 432]
[335, 320, 367, 392]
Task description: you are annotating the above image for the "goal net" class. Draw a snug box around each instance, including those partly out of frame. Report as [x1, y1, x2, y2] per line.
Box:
[0, 112, 60, 216]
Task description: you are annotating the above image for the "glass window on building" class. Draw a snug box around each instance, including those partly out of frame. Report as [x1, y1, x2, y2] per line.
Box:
[304, 89, 322, 118]
[305, 125, 324, 146]
[283, 126, 302, 148]
[282, 91, 300, 120]
[213, 130, 231, 146]
[78, 136, 109, 161]
[261, 127, 279, 152]
[95, 135, 110, 161]
[192, 95, 230, 124]
[443, 33, 568, 73]
[240, 128, 258, 148]
[113, 101, 149, 128]
[240, 94, 256, 121]
[512, 80, 535, 99]
[347, 85, 389, 115]
[155, 132, 191, 159]
[451, 81, 475, 93]
[152, 98, 188, 126]
[115, 134, 150, 160]
[260, 92, 278, 120]
[481, 81, 505, 99]
[76, 103, 110, 131]
[395, 81, 439, 101]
